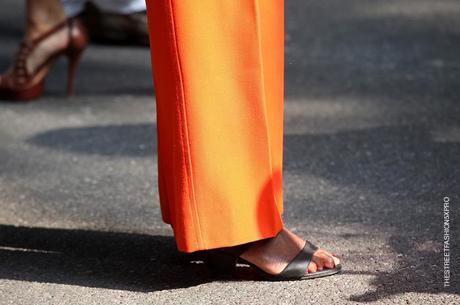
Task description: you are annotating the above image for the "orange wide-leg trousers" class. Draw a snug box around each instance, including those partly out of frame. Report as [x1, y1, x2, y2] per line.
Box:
[146, 0, 285, 252]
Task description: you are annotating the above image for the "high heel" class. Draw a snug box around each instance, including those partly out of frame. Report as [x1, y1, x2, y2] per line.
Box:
[201, 242, 253, 276]
[202, 250, 237, 275]
[0, 18, 88, 101]
[66, 50, 83, 96]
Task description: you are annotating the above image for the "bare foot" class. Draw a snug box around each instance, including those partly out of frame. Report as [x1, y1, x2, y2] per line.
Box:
[239, 228, 340, 275]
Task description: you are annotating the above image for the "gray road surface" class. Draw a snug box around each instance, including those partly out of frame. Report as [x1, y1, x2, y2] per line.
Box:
[0, 0, 459, 304]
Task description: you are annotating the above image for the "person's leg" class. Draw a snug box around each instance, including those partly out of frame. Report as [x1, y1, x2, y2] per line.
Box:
[26, 0, 67, 40]
[145, 0, 340, 274]
[0, 0, 87, 100]
[62, 0, 148, 46]
[146, 0, 284, 253]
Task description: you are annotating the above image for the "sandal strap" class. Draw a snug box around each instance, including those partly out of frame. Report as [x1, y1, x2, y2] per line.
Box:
[30, 19, 72, 46]
[10, 19, 75, 82]
[279, 240, 318, 279]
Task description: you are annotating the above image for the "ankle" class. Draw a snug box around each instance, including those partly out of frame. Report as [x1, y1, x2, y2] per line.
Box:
[25, 18, 67, 41]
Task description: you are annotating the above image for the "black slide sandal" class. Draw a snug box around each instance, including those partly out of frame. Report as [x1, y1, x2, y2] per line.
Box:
[238, 240, 342, 281]
[203, 240, 342, 281]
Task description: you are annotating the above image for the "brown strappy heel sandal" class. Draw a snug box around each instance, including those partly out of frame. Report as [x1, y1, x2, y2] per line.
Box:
[0, 17, 88, 101]
[202, 240, 342, 281]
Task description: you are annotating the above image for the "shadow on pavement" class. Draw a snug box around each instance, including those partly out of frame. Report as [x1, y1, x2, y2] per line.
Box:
[27, 123, 157, 157]
[25, 122, 460, 299]
[0, 224, 214, 292]
[349, 234, 459, 301]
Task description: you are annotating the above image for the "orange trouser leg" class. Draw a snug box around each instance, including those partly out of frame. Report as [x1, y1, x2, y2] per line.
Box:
[146, 0, 285, 252]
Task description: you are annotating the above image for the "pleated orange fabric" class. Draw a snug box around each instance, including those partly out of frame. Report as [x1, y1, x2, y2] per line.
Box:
[146, 0, 285, 252]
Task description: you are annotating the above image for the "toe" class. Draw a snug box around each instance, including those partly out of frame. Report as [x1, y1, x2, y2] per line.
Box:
[312, 255, 325, 271]
[307, 261, 317, 273]
[318, 252, 335, 269]
[307, 249, 340, 273]
[323, 257, 335, 269]
[332, 255, 341, 267]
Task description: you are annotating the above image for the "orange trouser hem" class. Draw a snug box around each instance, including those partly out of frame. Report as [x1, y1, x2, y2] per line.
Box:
[146, 0, 285, 252]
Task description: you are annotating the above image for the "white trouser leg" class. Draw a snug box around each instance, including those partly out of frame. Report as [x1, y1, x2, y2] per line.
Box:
[61, 0, 146, 17]
[61, 0, 86, 17]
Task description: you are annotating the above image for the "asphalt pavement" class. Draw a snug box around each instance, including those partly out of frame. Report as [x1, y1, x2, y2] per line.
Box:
[0, 0, 459, 304]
